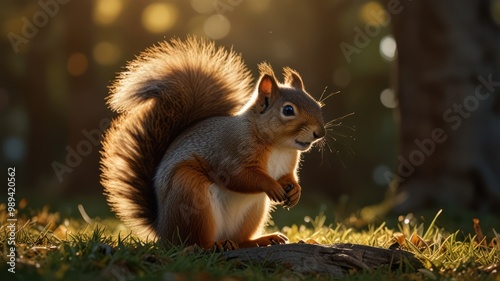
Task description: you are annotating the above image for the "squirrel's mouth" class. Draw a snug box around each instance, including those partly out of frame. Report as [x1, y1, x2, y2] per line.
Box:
[295, 140, 311, 148]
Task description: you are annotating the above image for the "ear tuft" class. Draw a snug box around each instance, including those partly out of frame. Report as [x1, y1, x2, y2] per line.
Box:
[283, 67, 304, 90]
[258, 62, 276, 78]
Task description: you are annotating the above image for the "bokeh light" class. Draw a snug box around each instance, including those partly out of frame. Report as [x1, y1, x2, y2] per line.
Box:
[93, 0, 123, 26]
[67, 53, 88, 76]
[380, 88, 398, 109]
[359, 1, 387, 26]
[204, 15, 231, 40]
[93, 41, 121, 66]
[142, 3, 179, 34]
[379, 35, 397, 61]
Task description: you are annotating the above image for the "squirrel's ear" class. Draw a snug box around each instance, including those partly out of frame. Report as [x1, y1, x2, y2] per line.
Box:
[283, 67, 304, 90]
[256, 74, 279, 114]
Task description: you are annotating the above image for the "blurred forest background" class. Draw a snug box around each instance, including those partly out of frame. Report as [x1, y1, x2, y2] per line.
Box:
[1, 0, 499, 222]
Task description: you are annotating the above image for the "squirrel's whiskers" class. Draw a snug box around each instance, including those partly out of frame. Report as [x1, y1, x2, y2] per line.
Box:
[317, 98, 355, 166]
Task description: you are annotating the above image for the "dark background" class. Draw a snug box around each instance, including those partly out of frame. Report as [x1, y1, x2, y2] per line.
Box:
[2, 0, 499, 224]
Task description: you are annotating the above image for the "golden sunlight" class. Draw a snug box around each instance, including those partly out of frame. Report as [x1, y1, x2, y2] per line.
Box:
[142, 2, 179, 34]
[93, 0, 123, 26]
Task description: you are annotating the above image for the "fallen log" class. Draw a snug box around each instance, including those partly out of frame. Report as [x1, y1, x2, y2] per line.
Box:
[222, 243, 423, 277]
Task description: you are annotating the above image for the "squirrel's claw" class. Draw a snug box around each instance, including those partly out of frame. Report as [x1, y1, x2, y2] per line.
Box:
[259, 233, 288, 246]
[213, 240, 239, 252]
[277, 175, 301, 208]
[282, 183, 301, 209]
[284, 184, 294, 193]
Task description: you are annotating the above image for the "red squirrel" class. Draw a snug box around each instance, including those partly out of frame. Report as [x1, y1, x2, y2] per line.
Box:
[101, 37, 325, 250]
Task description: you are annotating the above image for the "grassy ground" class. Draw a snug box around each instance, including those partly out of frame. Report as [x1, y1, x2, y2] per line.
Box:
[0, 200, 499, 281]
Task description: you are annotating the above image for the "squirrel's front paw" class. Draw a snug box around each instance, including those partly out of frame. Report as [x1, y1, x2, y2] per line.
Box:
[265, 182, 287, 203]
[278, 177, 301, 209]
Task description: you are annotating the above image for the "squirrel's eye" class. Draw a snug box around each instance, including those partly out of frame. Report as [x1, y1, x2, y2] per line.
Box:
[282, 105, 295, 116]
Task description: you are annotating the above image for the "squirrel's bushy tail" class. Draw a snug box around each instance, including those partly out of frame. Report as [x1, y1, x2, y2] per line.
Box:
[100, 37, 253, 237]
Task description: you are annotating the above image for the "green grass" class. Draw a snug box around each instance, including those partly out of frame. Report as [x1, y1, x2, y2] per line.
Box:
[0, 202, 499, 281]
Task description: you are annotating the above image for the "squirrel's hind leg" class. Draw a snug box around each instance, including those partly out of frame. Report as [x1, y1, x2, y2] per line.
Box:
[156, 159, 218, 249]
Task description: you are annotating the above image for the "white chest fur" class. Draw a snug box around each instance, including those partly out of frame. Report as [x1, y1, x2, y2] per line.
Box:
[208, 148, 298, 241]
[266, 148, 297, 179]
[209, 184, 268, 240]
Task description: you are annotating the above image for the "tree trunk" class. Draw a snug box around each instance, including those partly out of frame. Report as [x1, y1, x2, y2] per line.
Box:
[392, 0, 500, 212]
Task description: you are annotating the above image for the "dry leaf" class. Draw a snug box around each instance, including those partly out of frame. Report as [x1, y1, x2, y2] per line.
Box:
[409, 231, 427, 249]
[393, 232, 405, 245]
[473, 218, 486, 246]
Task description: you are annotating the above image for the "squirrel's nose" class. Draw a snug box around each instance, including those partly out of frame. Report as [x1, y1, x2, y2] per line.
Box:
[313, 127, 326, 139]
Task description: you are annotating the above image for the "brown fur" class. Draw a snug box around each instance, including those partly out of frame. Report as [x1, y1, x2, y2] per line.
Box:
[160, 157, 215, 248]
